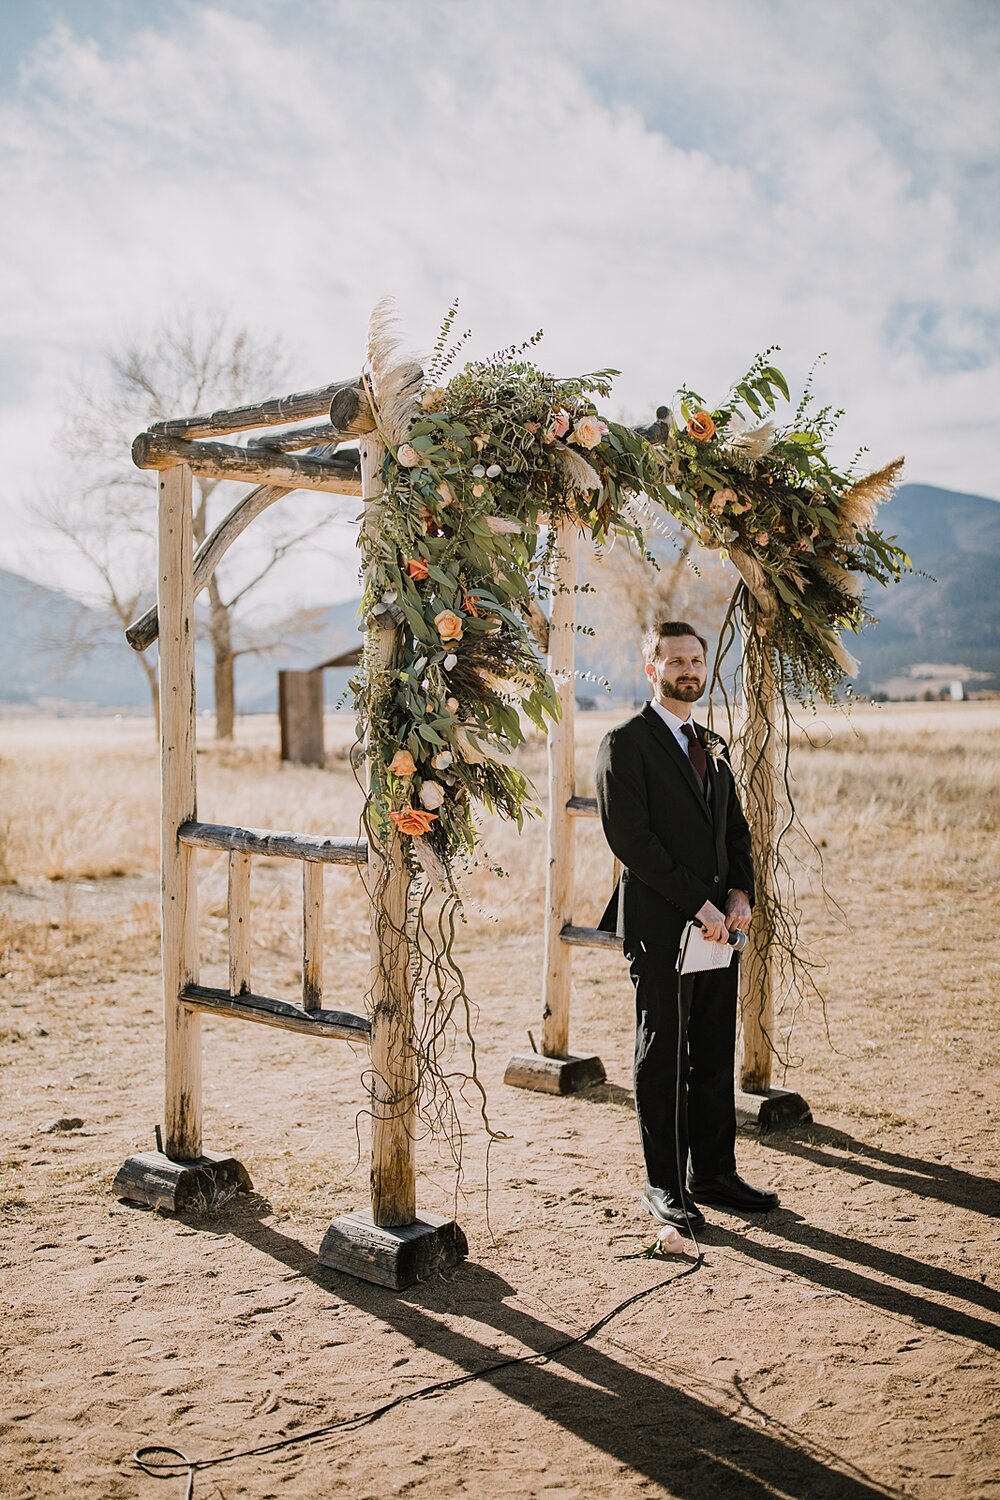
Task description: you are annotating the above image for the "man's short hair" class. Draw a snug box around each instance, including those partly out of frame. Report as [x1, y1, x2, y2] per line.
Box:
[642, 620, 708, 665]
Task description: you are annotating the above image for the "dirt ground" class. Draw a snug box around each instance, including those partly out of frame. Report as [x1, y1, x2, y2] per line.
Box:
[1, 704, 998, 1499]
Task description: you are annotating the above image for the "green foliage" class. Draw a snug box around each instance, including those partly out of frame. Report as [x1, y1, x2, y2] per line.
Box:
[357, 341, 908, 884]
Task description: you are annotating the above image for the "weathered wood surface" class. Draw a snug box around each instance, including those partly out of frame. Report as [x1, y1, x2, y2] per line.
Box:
[227, 851, 252, 997]
[302, 862, 324, 1012]
[180, 984, 370, 1042]
[503, 1052, 606, 1096]
[559, 923, 621, 951]
[113, 1151, 252, 1212]
[149, 377, 359, 440]
[318, 1209, 467, 1290]
[278, 669, 325, 767]
[363, 429, 418, 1229]
[132, 431, 363, 494]
[735, 1087, 812, 1133]
[541, 523, 578, 1058]
[159, 464, 202, 1161]
[248, 422, 345, 452]
[328, 381, 377, 437]
[566, 795, 598, 818]
[178, 820, 367, 865]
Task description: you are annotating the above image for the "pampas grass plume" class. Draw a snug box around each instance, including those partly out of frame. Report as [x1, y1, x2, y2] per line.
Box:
[836, 457, 904, 539]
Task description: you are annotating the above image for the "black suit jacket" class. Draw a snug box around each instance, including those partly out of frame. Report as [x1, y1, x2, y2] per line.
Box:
[595, 705, 754, 951]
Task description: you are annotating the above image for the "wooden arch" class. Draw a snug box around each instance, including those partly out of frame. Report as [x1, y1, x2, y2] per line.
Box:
[112, 365, 805, 1292]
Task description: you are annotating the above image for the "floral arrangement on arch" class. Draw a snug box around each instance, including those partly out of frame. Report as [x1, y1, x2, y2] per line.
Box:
[356, 304, 908, 890]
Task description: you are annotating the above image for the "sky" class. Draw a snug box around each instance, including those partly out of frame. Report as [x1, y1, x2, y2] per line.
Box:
[1, 0, 998, 610]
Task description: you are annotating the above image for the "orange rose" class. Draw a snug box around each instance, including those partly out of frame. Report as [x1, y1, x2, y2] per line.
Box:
[389, 806, 439, 836]
[687, 411, 716, 442]
[434, 609, 464, 643]
[406, 557, 429, 580]
[388, 749, 416, 777]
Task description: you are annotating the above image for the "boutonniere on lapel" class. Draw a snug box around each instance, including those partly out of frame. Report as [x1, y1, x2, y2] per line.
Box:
[701, 729, 730, 768]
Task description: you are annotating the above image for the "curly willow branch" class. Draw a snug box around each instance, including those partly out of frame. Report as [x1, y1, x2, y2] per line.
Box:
[724, 588, 844, 1082]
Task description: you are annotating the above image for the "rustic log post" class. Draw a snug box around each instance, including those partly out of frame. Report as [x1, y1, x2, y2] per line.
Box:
[503, 521, 605, 1095]
[318, 381, 466, 1288]
[302, 862, 324, 1013]
[542, 523, 578, 1059]
[358, 430, 418, 1228]
[228, 852, 252, 998]
[158, 463, 202, 1160]
[734, 629, 811, 1131]
[112, 462, 252, 1211]
[740, 644, 778, 1095]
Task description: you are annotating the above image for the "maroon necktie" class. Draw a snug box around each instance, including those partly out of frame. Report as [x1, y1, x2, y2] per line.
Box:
[681, 722, 708, 784]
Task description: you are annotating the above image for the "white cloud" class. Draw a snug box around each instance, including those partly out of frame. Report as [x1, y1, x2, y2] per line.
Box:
[0, 0, 997, 603]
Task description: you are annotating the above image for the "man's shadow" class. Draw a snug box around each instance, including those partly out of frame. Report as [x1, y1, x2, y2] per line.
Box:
[176, 1199, 901, 1499]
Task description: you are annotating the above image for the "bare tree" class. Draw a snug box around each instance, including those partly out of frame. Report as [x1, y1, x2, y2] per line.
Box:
[586, 525, 736, 704]
[46, 309, 336, 738]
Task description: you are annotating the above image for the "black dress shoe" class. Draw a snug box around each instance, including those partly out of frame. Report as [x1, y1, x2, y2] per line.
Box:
[642, 1183, 706, 1231]
[686, 1171, 779, 1211]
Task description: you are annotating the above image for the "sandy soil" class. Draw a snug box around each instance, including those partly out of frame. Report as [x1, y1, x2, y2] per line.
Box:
[1, 706, 998, 1499]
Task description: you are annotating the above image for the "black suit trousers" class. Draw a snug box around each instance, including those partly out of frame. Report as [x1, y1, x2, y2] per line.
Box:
[629, 943, 739, 1193]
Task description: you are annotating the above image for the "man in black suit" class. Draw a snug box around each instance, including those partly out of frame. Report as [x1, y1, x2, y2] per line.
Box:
[595, 621, 779, 1231]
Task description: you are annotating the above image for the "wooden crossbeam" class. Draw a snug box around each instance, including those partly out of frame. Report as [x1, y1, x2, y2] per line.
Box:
[248, 422, 345, 452]
[559, 923, 621, 951]
[149, 377, 359, 440]
[180, 984, 370, 1042]
[179, 820, 367, 865]
[131, 431, 363, 494]
[566, 796, 599, 818]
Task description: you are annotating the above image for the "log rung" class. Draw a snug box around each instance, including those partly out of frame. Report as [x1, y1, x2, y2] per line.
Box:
[566, 795, 598, 818]
[180, 985, 370, 1042]
[179, 821, 367, 865]
[559, 923, 621, 951]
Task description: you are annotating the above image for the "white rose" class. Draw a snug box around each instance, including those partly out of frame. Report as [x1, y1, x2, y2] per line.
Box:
[397, 444, 422, 467]
[569, 415, 608, 450]
[431, 751, 453, 770]
[418, 780, 445, 809]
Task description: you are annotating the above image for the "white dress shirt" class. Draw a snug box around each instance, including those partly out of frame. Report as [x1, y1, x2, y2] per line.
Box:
[649, 697, 697, 757]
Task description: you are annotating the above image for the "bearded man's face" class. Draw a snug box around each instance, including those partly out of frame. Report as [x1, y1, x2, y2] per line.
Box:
[646, 635, 707, 703]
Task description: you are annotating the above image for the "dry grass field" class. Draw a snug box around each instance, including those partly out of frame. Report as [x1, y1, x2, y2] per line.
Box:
[1, 702, 998, 1499]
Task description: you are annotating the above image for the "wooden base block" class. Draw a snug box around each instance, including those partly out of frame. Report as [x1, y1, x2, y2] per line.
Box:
[112, 1150, 253, 1212]
[735, 1088, 812, 1133]
[318, 1210, 468, 1290]
[503, 1052, 607, 1096]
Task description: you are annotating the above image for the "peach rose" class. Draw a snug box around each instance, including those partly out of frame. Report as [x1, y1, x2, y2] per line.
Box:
[418, 780, 445, 810]
[397, 443, 422, 467]
[389, 806, 438, 836]
[434, 609, 464, 643]
[686, 412, 716, 442]
[710, 486, 738, 513]
[406, 557, 429, 580]
[388, 749, 416, 778]
[546, 409, 571, 441]
[756, 531, 770, 546]
[569, 415, 608, 449]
